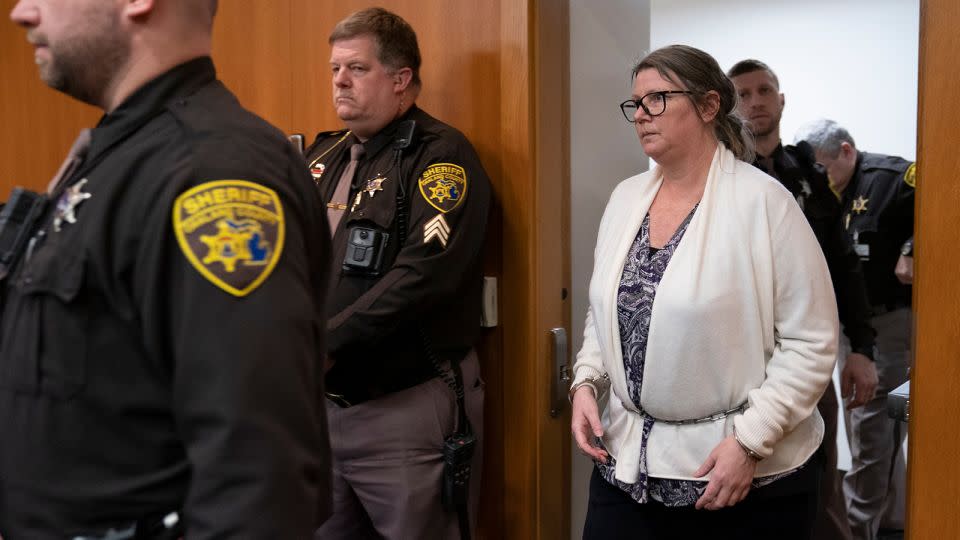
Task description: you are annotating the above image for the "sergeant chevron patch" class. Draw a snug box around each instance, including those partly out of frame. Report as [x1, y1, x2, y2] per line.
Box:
[423, 214, 451, 248]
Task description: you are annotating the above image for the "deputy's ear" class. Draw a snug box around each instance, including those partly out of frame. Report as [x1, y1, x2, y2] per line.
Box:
[394, 67, 413, 94]
[840, 141, 856, 159]
[123, 0, 156, 19]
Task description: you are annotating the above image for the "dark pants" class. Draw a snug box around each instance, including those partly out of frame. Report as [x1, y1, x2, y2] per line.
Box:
[583, 456, 821, 540]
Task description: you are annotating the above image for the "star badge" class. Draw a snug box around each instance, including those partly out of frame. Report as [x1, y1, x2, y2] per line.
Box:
[364, 176, 387, 198]
[54, 178, 92, 232]
[851, 195, 869, 215]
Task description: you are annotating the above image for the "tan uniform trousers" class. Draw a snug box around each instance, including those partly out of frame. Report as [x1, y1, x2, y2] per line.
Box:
[315, 351, 483, 540]
[844, 308, 910, 540]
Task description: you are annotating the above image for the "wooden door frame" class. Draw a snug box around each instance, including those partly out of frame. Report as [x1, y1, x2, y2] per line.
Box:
[493, 0, 571, 538]
[906, 0, 960, 537]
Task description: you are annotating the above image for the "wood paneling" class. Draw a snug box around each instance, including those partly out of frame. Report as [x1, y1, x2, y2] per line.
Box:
[907, 1, 960, 538]
[212, 0, 295, 130]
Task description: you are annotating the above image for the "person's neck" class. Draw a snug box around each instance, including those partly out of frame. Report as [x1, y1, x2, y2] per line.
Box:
[753, 128, 781, 159]
[351, 101, 416, 143]
[101, 40, 211, 113]
[659, 137, 717, 195]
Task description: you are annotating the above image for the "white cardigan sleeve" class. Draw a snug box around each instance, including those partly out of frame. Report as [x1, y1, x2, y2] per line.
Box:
[733, 199, 839, 458]
[572, 306, 606, 385]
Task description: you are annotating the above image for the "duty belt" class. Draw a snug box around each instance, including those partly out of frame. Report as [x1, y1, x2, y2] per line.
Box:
[623, 400, 749, 426]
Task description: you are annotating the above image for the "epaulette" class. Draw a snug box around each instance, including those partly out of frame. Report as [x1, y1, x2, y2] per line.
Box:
[312, 129, 349, 142]
[860, 152, 911, 173]
[305, 129, 350, 159]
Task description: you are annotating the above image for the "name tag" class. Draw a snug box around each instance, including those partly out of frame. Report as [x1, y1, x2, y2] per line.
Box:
[855, 243, 870, 259]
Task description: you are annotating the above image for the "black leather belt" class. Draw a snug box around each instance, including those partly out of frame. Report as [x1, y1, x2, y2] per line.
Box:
[70, 510, 181, 540]
[324, 384, 398, 408]
[326, 369, 444, 408]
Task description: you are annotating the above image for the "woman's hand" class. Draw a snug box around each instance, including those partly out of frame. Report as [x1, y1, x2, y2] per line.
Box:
[693, 435, 758, 510]
[570, 385, 609, 463]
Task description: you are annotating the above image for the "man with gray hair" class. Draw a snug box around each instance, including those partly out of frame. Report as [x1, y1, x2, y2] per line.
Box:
[3, 0, 332, 537]
[798, 118, 915, 540]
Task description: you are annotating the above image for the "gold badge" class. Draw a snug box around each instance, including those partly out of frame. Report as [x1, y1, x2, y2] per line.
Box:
[419, 163, 468, 213]
[364, 175, 387, 198]
[903, 162, 916, 188]
[173, 180, 285, 297]
[851, 195, 869, 215]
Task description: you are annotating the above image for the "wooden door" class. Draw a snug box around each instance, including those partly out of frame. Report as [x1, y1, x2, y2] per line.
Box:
[907, 0, 960, 537]
[0, 0, 572, 538]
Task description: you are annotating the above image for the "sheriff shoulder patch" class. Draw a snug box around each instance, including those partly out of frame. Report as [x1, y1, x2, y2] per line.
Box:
[419, 162, 468, 213]
[903, 162, 916, 188]
[173, 180, 285, 297]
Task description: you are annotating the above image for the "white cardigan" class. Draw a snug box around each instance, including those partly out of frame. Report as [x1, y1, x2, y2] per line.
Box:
[573, 145, 838, 484]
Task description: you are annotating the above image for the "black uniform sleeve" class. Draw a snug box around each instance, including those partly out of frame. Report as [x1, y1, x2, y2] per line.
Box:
[326, 139, 491, 355]
[133, 143, 329, 539]
[793, 144, 876, 359]
[823, 213, 876, 359]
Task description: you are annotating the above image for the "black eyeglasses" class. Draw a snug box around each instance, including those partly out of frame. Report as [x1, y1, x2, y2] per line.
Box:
[620, 91, 694, 121]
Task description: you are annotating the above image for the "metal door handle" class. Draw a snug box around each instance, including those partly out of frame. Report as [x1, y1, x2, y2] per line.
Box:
[549, 327, 570, 417]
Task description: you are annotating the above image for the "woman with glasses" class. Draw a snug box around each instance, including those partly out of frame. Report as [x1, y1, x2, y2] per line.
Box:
[570, 44, 837, 539]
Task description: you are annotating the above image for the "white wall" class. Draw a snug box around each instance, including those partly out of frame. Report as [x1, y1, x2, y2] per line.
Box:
[569, 1, 650, 538]
[651, 0, 919, 160]
[568, 1, 919, 536]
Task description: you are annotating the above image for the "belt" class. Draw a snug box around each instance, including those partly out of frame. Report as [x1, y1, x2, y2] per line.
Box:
[325, 390, 364, 408]
[623, 400, 749, 426]
[70, 511, 181, 540]
[326, 360, 451, 407]
[325, 378, 423, 408]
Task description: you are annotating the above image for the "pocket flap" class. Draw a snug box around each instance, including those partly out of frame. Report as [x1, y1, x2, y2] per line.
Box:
[20, 251, 85, 302]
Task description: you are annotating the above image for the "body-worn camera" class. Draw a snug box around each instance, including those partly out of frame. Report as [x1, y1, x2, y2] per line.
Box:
[442, 432, 476, 512]
[342, 225, 390, 276]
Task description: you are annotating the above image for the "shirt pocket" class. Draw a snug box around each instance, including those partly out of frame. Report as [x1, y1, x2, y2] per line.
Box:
[346, 187, 398, 231]
[7, 251, 89, 399]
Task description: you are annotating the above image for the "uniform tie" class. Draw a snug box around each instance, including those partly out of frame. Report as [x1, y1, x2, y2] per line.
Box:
[326, 143, 364, 236]
[46, 129, 92, 194]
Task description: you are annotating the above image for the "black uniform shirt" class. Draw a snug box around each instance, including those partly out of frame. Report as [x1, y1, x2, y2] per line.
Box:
[0, 58, 331, 538]
[757, 142, 875, 359]
[841, 152, 915, 310]
[304, 105, 491, 402]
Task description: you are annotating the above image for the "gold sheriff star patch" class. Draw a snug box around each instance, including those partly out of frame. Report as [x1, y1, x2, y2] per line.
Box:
[419, 163, 467, 213]
[173, 180, 285, 297]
